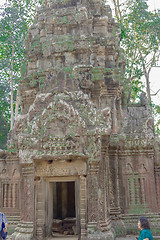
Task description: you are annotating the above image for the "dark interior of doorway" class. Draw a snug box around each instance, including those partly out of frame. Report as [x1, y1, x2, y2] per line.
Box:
[52, 181, 77, 236]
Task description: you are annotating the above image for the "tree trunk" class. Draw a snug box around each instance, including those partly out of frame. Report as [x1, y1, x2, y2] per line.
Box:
[142, 62, 151, 102]
[112, 0, 122, 21]
[15, 87, 20, 121]
[127, 77, 132, 105]
[146, 72, 151, 102]
[10, 44, 14, 130]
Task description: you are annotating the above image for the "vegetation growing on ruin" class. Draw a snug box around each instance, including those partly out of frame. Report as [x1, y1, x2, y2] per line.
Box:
[111, 0, 160, 132]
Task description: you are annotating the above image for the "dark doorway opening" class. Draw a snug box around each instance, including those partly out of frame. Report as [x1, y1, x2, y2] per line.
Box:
[52, 181, 77, 236]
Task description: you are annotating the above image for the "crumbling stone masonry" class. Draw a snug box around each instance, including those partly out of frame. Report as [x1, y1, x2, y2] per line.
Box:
[0, 0, 160, 239]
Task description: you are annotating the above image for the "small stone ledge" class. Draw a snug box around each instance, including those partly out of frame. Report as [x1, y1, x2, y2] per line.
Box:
[11, 222, 33, 240]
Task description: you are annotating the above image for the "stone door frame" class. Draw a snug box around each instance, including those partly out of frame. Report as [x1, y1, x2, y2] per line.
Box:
[45, 176, 80, 237]
[34, 157, 87, 240]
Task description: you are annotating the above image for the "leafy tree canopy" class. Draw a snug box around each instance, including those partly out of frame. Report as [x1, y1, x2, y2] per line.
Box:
[111, 0, 160, 134]
[120, 0, 160, 102]
[0, 0, 42, 148]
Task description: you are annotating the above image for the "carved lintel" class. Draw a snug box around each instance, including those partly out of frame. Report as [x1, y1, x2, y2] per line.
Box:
[34, 158, 87, 177]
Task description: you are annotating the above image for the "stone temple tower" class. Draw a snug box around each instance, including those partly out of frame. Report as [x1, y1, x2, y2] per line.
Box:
[1, 0, 160, 239]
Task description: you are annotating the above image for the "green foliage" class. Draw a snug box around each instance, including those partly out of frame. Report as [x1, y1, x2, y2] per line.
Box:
[0, 3, 27, 134]
[0, 115, 8, 149]
[0, 0, 42, 147]
[0, 71, 10, 122]
[151, 103, 160, 135]
[113, 0, 160, 133]
[118, 0, 160, 102]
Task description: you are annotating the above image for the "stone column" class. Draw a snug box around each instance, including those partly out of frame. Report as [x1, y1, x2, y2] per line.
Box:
[34, 177, 44, 240]
[8, 184, 12, 207]
[98, 136, 115, 240]
[11, 164, 34, 240]
[87, 160, 99, 232]
[80, 175, 87, 240]
[155, 167, 160, 212]
[3, 184, 7, 208]
[98, 154, 110, 227]
[107, 142, 126, 238]
[87, 155, 115, 240]
[108, 144, 121, 216]
[12, 184, 16, 208]
[111, 96, 117, 134]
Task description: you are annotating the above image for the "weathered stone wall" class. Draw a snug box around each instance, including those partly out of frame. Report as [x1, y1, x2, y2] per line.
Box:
[108, 93, 160, 236]
[120, 93, 157, 214]
[0, 151, 20, 216]
[0, 0, 160, 239]
[8, 0, 124, 239]
[20, 0, 124, 117]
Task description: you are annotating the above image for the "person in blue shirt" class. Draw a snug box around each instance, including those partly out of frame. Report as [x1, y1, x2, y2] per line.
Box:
[0, 212, 8, 240]
[138, 216, 153, 240]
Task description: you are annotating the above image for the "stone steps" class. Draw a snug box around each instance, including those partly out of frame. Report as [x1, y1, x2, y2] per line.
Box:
[6, 216, 20, 235]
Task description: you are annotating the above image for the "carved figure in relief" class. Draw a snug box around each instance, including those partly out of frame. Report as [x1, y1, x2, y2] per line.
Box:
[126, 163, 133, 173]
[139, 164, 147, 173]
[138, 216, 153, 240]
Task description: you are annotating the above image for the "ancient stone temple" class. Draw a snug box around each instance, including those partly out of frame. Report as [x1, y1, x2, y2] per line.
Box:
[0, 0, 160, 239]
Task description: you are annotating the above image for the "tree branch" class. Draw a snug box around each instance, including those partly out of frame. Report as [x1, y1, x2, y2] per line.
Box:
[151, 89, 160, 96]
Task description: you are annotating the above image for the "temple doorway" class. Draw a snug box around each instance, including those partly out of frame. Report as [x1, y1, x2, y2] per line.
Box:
[34, 159, 87, 239]
[52, 181, 76, 235]
[46, 179, 80, 238]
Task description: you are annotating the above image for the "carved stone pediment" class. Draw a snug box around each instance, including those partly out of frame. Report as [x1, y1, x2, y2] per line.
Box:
[14, 90, 110, 163]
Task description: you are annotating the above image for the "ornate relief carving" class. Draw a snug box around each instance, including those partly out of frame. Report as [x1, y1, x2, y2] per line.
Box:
[35, 159, 86, 177]
[98, 160, 106, 222]
[22, 165, 34, 222]
[87, 174, 98, 223]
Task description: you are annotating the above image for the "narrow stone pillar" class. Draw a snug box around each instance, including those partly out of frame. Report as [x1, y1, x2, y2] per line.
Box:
[8, 184, 12, 208]
[98, 154, 109, 229]
[155, 167, 160, 211]
[98, 136, 115, 240]
[3, 184, 7, 208]
[79, 175, 87, 239]
[34, 177, 44, 240]
[87, 160, 99, 234]
[11, 164, 34, 240]
[12, 183, 16, 208]
[108, 144, 121, 216]
[22, 164, 34, 222]
[111, 95, 119, 134]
